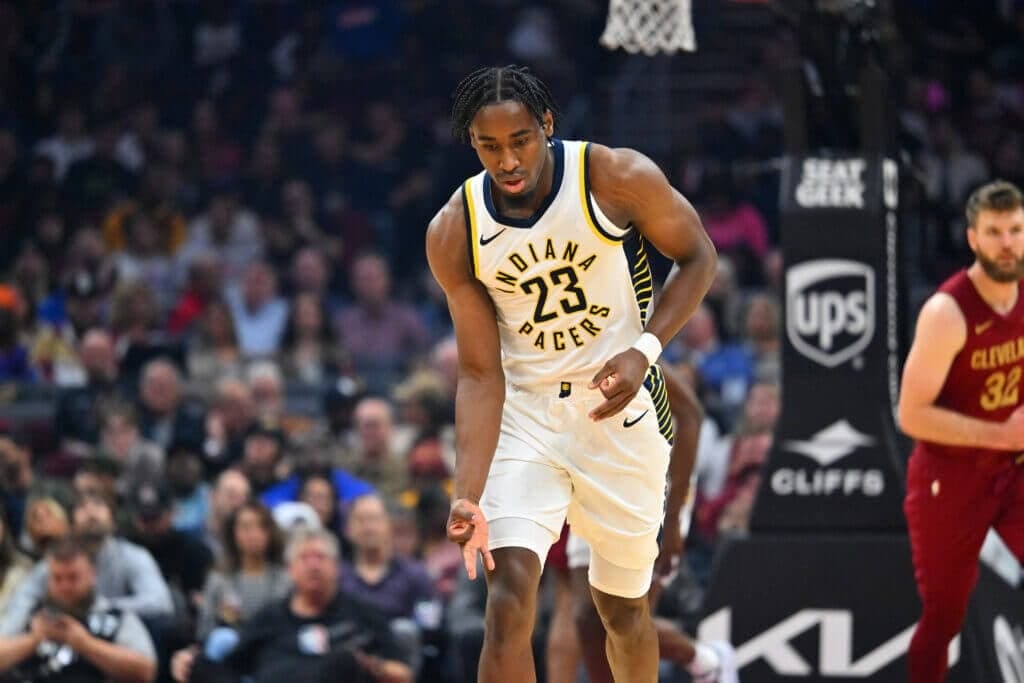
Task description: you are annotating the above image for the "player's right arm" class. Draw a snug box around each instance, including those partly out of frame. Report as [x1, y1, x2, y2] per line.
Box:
[898, 292, 1024, 450]
[426, 189, 504, 577]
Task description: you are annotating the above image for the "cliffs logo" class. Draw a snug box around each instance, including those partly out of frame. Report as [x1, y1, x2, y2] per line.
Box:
[795, 158, 867, 208]
[771, 419, 885, 496]
[787, 259, 875, 368]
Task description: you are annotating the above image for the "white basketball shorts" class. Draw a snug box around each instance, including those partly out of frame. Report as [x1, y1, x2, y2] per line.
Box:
[479, 378, 671, 598]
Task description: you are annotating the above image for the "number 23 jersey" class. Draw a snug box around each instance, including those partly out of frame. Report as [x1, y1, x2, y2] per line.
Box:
[462, 139, 652, 390]
[920, 269, 1024, 458]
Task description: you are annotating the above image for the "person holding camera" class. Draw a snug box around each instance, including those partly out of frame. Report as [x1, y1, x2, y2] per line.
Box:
[170, 528, 412, 683]
[0, 535, 157, 682]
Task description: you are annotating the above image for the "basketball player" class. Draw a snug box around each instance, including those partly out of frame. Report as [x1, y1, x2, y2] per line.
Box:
[426, 65, 716, 682]
[569, 361, 737, 683]
[899, 180, 1024, 682]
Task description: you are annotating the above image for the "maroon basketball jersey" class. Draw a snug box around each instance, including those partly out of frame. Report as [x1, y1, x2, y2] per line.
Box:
[917, 269, 1024, 460]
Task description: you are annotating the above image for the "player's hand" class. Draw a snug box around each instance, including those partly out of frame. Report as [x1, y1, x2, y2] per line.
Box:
[1003, 405, 1024, 451]
[447, 498, 495, 580]
[653, 516, 684, 587]
[588, 348, 649, 420]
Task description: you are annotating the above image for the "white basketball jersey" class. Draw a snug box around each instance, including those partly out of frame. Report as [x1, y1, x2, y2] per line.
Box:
[462, 139, 655, 390]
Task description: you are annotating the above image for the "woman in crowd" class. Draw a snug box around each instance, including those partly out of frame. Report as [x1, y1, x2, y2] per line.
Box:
[195, 500, 290, 641]
[0, 508, 31, 613]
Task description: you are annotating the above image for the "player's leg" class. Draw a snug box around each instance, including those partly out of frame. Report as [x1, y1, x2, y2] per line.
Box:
[481, 544, 545, 683]
[568, 533, 614, 683]
[587, 559, 659, 682]
[904, 451, 998, 683]
[991, 461, 1024, 569]
[478, 411, 572, 683]
[545, 524, 581, 683]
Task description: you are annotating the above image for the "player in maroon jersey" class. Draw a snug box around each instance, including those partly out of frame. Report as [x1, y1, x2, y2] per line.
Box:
[899, 180, 1024, 682]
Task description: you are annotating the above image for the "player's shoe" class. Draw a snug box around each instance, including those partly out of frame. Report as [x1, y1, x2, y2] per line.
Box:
[692, 640, 739, 683]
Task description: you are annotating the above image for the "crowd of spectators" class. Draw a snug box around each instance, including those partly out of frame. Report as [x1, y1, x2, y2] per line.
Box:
[0, 0, 1021, 681]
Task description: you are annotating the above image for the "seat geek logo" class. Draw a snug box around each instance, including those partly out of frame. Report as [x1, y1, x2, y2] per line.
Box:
[795, 158, 867, 208]
[787, 259, 875, 369]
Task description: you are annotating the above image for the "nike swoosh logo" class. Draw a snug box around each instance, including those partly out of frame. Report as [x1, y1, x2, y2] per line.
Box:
[623, 410, 649, 428]
[976, 320, 994, 335]
[479, 229, 507, 246]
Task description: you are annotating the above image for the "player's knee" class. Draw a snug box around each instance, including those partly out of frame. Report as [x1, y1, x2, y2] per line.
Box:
[485, 584, 535, 642]
[593, 593, 651, 640]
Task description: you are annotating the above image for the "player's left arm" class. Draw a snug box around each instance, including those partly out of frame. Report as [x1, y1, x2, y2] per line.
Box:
[661, 363, 702, 529]
[653, 363, 703, 581]
[587, 145, 717, 420]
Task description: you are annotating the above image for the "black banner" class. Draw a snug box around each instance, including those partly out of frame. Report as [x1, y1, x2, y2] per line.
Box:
[698, 534, 1024, 682]
[698, 535, 944, 682]
[751, 155, 909, 532]
[958, 564, 1024, 683]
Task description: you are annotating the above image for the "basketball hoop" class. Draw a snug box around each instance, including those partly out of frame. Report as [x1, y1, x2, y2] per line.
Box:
[600, 0, 697, 56]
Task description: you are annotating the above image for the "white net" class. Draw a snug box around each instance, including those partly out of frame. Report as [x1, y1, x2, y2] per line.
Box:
[600, 0, 696, 56]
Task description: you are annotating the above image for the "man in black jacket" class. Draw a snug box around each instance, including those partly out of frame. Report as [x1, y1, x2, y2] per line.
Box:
[171, 529, 412, 683]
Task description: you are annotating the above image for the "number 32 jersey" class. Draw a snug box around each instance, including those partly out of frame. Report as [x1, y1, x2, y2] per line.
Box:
[462, 139, 653, 390]
[917, 269, 1024, 459]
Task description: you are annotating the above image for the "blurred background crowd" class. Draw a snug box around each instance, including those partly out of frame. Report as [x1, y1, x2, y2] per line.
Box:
[0, 0, 1021, 681]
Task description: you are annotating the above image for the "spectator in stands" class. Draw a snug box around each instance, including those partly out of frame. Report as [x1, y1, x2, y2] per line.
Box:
[166, 442, 210, 537]
[176, 189, 263, 289]
[338, 397, 408, 500]
[335, 252, 429, 393]
[171, 528, 413, 683]
[288, 247, 336, 309]
[202, 470, 250, 561]
[699, 168, 770, 287]
[186, 298, 244, 392]
[109, 281, 175, 383]
[415, 486, 461, 602]
[0, 508, 31, 614]
[742, 292, 782, 382]
[279, 292, 339, 386]
[0, 535, 157, 683]
[298, 473, 343, 538]
[246, 360, 286, 422]
[96, 402, 163, 497]
[71, 459, 119, 509]
[226, 262, 289, 358]
[342, 494, 437, 623]
[0, 286, 36, 383]
[241, 136, 283, 218]
[110, 210, 177, 313]
[34, 268, 113, 387]
[195, 501, 290, 641]
[239, 422, 287, 495]
[168, 255, 222, 336]
[54, 329, 129, 453]
[127, 482, 212, 614]
[32, 104, 93, 182]
[137, 358, 206, 452]
[260, 435, 373, 514]
[5, 493, 173, 624]
[63, 119, 138, 221]
[678, 303, 755, 432]
[189, 97, 243, 182]
[0, 430, 34, 538]
[696, 381, 780, 543]
[203, 379, 257, 474]
[21, 496, 70, 560]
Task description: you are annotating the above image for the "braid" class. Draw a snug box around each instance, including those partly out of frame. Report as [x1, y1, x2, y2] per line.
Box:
[450, 65, 560, 143]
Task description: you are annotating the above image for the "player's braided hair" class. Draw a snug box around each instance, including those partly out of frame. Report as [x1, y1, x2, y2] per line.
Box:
[450, 65, 560, 143]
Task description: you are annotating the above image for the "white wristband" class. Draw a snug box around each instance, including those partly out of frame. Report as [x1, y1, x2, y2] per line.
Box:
[631, 332, 663, 366]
